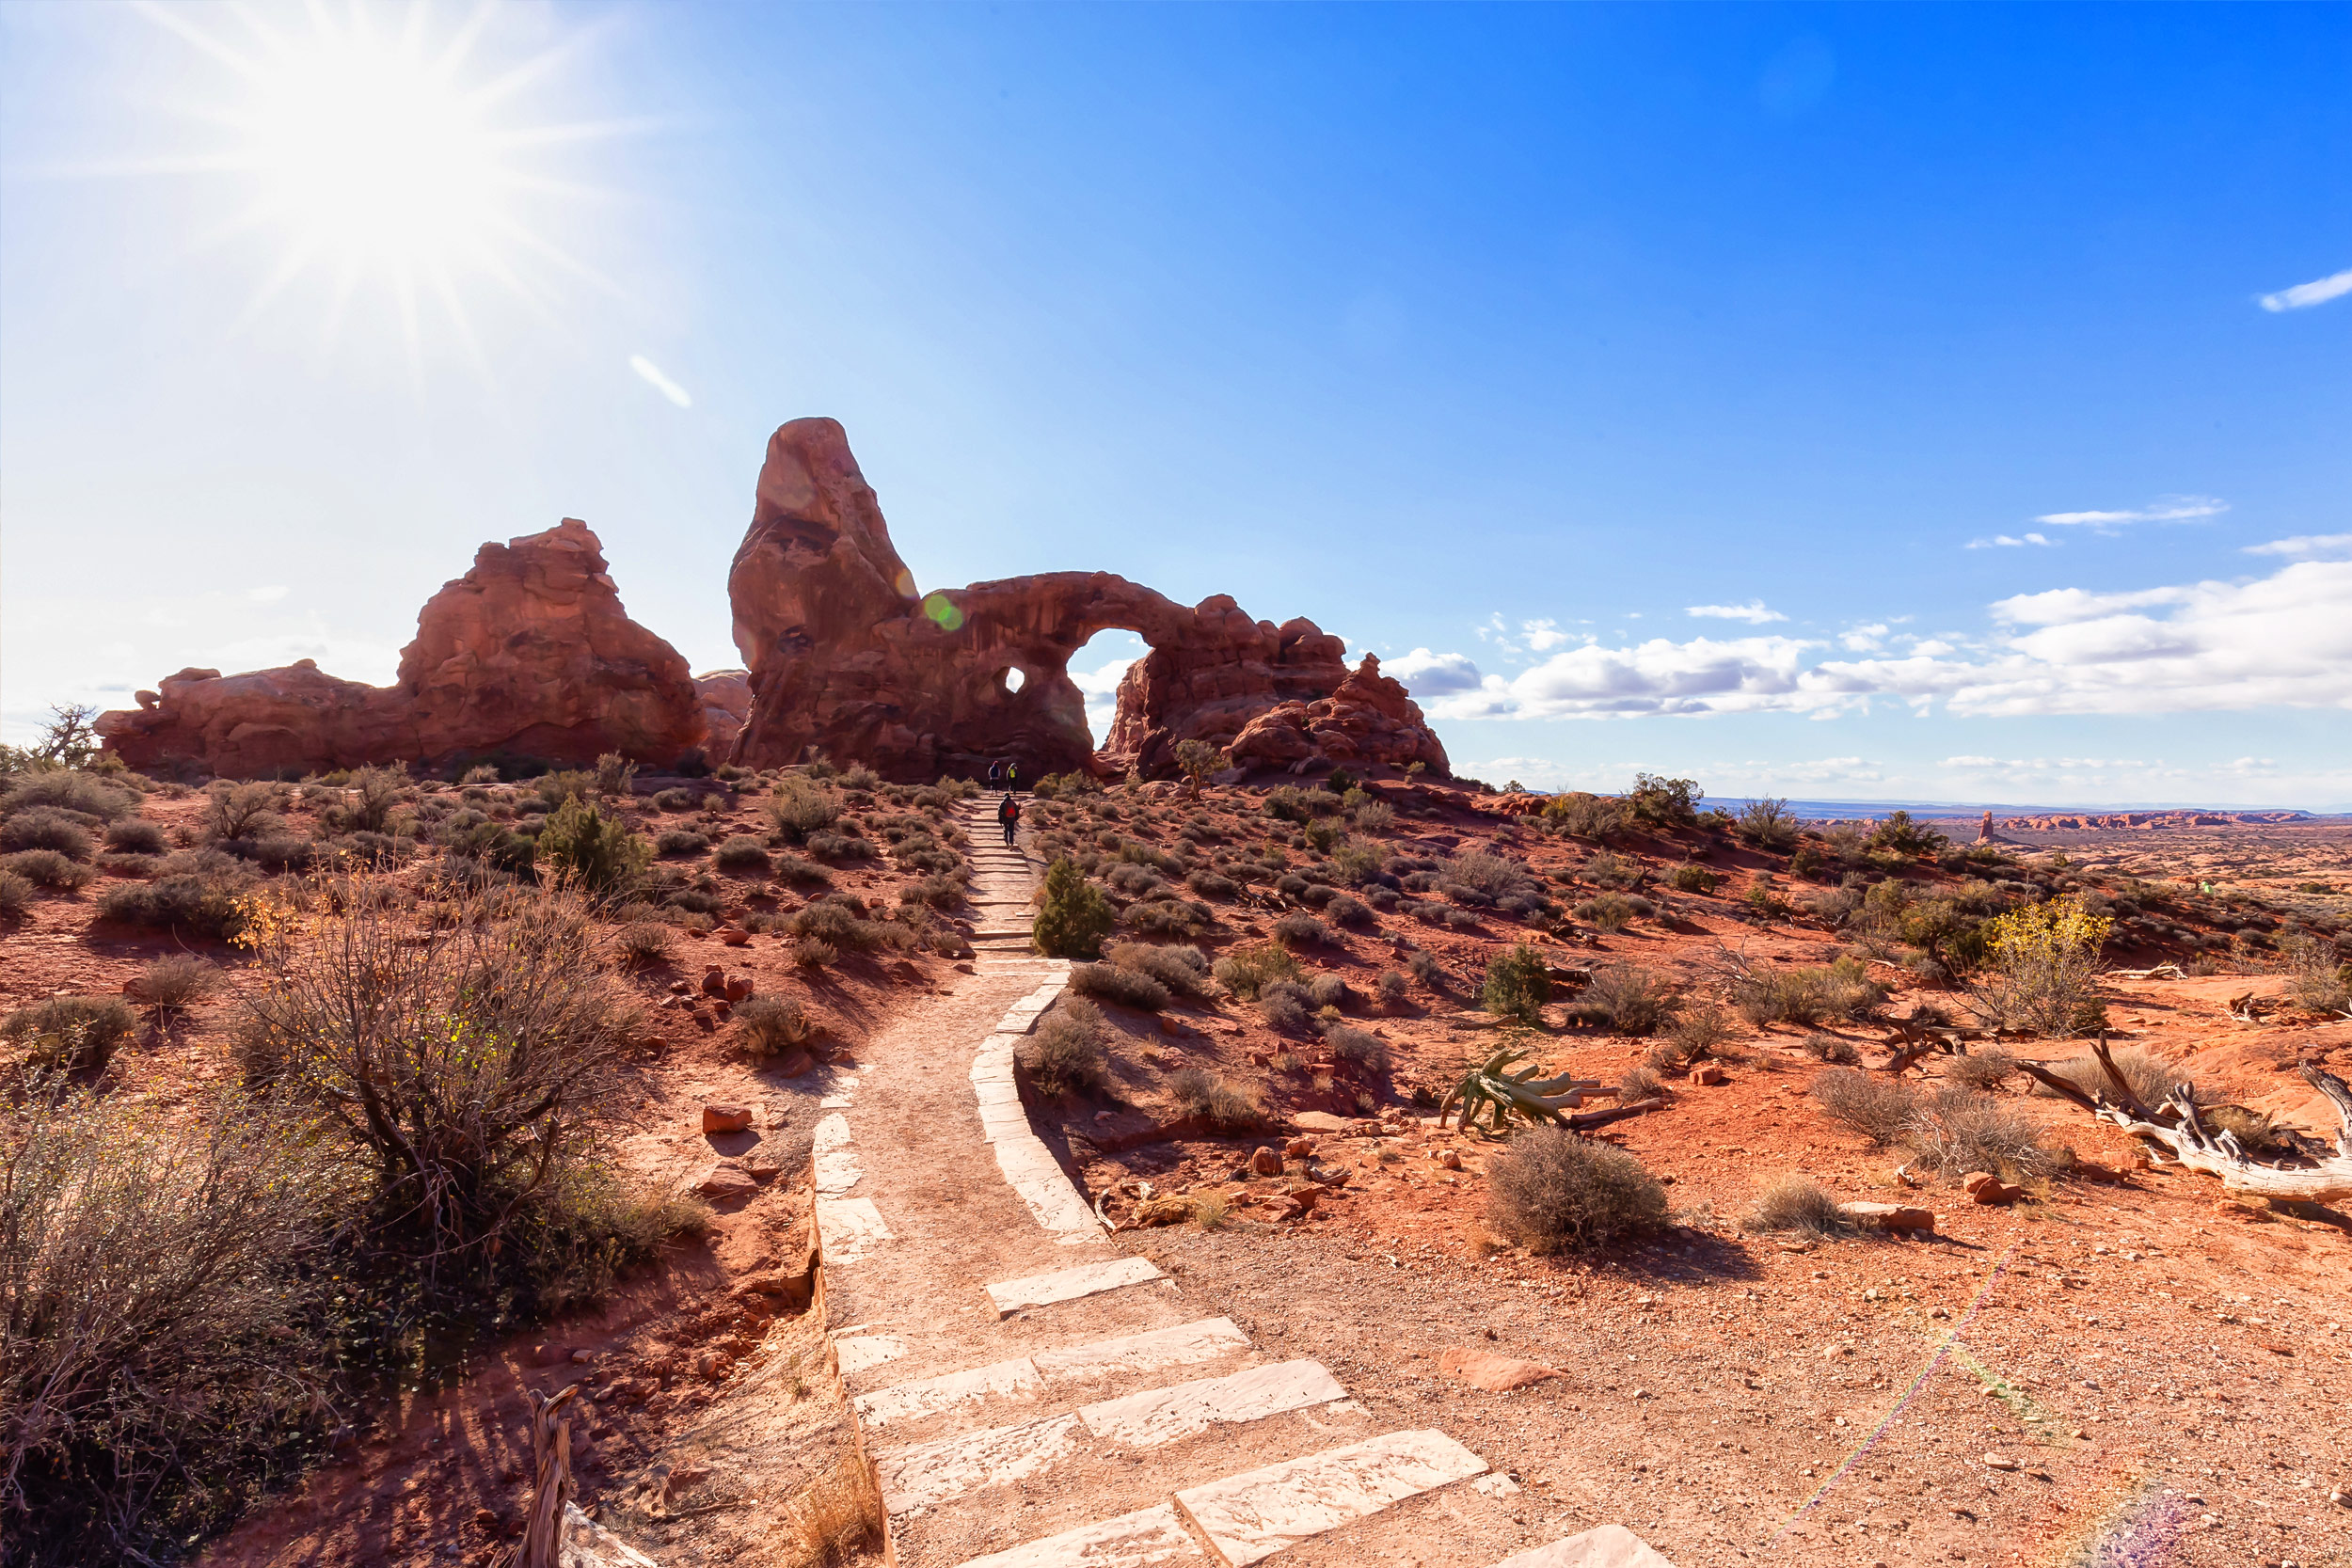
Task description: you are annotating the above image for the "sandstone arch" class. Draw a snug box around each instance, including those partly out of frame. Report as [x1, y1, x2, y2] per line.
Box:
[725, 419, 1449, 782]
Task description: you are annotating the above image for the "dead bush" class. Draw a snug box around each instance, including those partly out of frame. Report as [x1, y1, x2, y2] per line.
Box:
[1486, 1126, 1668, 1254]
[1809, 1068, 1920, 1147]
[735, 995, 813, 1057]
[134, 955, 218, 1017]
[1902, 1084, 2058, 1180]
[1565, 964, 1679, 1036]
[1025, 1002, 1109, 1097]
[1168, 1068, 1263, 1131]
[1740, 1176, 1851, 1238]
[3, 996, 138, 1071]
[1946, 1049, 2016, 1090]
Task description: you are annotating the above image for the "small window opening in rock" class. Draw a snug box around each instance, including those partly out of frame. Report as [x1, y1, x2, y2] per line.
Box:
[1002, 667, 1026, 694]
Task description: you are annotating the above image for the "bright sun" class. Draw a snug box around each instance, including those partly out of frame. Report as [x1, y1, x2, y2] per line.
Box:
[134, 0, 628, 363]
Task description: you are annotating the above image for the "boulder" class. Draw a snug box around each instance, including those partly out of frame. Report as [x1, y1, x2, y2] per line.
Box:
[98, 519, 703, 777]
[723, 418, 1448, 781]
[701, 1103, 753, 1134]
[1963, 1171, 2022, 1205]
[1837, 1200, 1935, 1233]
[694, 669, 754, 757]
[1248, 1146, 1285, 1178]
[1438, 1346, 1564, 1392]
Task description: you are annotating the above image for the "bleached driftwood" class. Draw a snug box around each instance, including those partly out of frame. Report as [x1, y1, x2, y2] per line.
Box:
[519, 1384, 581, 1568]
[2016, 1034, 2352, 1204]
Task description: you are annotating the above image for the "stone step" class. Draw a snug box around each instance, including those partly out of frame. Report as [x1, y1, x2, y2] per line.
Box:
[1171, 1429, 1489, 1566]
[947, 1503, 1201, 1568]
[984, 1256, 1163, 1319]
[854, 1320, 1252, 1433]
[1488, 1527, 1677, 1567]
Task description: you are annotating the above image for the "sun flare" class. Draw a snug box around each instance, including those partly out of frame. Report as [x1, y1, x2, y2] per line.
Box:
[131, 0, 635, 369]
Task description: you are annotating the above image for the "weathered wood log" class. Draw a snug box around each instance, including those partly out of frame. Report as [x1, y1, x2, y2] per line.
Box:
[2016, 1036, 2352, 1203]
[518, 1384, 581, 1568]
[1566, 1097, 1663, 1130]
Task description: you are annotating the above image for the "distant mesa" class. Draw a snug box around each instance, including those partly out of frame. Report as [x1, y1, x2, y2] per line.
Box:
[100, 419, 1451, 784]
[97, 518, 703, 777]
[1998, 810, 2311, 832]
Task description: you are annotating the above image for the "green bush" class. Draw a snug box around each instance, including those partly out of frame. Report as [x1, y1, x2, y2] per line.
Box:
[203, 782, 285, 845]
[1034, 858, 1115, 958]
[534, 796, 650, 895]
[1486, 1127, 1668, 1254]
[767, 777, 842, 842]
[1625, 773, 1701, 829]
[1735, 956, 1886, 1026]
[1735, 797, 1799, 851]
[1668, 863, 1719, 894]
[4, 995, 137, 1070]
[1480, 942, 1552, 1024]
[1541, 791, 1623, 839]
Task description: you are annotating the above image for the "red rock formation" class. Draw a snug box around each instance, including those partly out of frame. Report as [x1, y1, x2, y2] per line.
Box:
[725, 419, 1451, 782]
[1222, 654, 1451, 776]
[694, 671, 753, 759]
[99, 519, 703, 777]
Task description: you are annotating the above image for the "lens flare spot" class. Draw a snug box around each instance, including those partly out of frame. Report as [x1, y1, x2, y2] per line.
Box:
[921, 593, 964, 632]
[894, 568, 918, 600]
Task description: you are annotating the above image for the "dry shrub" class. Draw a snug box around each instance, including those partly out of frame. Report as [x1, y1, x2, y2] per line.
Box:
[1485, 1126, 1668, 1254]
[2031, 1044, 2186, 1107]
[1565, 964, 1679, 1037]
[0, 871, 32, 923]
[203, 782, 286, 845]
[1107, 942, 1213, 1000]
[779, 1449, 881, 1565]
[1025, 999, 1109, 1097]
[1, 849, 93, 892]
[1740, 1176, 1851, 1237]
[713, 834, 775, 870]
[1619, 1064, 1664, 1102]
[1809, 1068, 1920, 1147]
[1168, 1068, 1263, 1131]
[1, 771, 139, 824]
[1946, 1049, 2016, 1090]
[736, 995, 813, 1057]
[3, 996, 137, 1072]
[1662, 1001, 1736, 1056]
[0, 810, 94, 860]
[793, 938, 838, 971]
[134, 955, 218, 1016]
[615, 920, 675, 967]
[1272, 912, 1332, 947]
[1574, 893, 1641, 932]
[1257, 980, 1315, 1036]
[1072, 961, 1170, 1013]
[1800, 1035, 1861, 1065]
[1326, 1025, 1390, 1072]
[1212, 943, 1301, 1000]
[1735, 956, 1886, 1027]
[1902, 1084, 2058, 1180]
[0, 1079, 336, 1561]
[766, 777, 842, 843]
[2282, 934, 2351, 1016]
[98, 859, 259, 940]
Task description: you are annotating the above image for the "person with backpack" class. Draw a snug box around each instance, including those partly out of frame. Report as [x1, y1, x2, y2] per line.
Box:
[997, 792, 1022, 847]
[986, 759, 1004, 787]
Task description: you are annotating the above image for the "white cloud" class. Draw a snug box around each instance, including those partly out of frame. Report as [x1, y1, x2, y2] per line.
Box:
[1520, 618, 1572, 652]
[1684, 600, 1787, 625]
[2033, 496, 2227, 528]
[1839, 624, 1889, 652]
[1385, 647, 1485, 695]
[2256, 267, 2352, 312]
[1965, 531, 2055, 549]
[2244, 532, 2352, 560]
[628, 355, 693, 409]
[1413, 556, 2352, 722]
[247, 584, 290, 603]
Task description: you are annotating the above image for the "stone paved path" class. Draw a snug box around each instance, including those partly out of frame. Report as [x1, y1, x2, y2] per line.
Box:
[807, 796, 1671, 1568]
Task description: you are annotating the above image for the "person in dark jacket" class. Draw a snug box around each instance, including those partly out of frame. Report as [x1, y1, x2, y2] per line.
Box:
[997, 793, 1022, 847]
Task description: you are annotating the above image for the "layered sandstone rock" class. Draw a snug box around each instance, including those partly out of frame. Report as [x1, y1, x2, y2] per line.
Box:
[99, 519, 702, 777]
[694, 671, 754, 758]
[726, 419, 1450, 781]
[1222, 654, 1450, 776]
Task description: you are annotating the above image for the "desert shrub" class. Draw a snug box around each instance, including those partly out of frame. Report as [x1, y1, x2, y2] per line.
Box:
[1303, 819, 1343, 854]
[1735, 797, 1800, 851]
[1669, 863, 1719, 894]
[0, 809, 94, 860]
[1263, 787, 1313, 824]
[203, 782, 286, 845]
[1213, 943, 1302, 1000]
[1735, 956, 1886, 1026]
[235, 879, 642, 1272]
[103, 819, 168, 855]
[97, 861, 257, 939]
[530, 770, 596, 814]
[1, 849, 93, 891]
[1376, 970, 1408, 1006]
[316, 765, 411, 835]
[1810, 1069, 1920, 1147]
[1619, 1063, 1663, 1101]
[1352, 800, 1395, 834]
[735, 995, 814, 1056]
[1800, 1035, 1861, 1065]
[1565, 964, 1678, 1036]
[1740, 1177, 1851, 1238]
[1273, 912, 1332, 947]
[1963, 895, 2110, 1037]
[594, 752, 639, 799]
[1448, 851, 1535, 903]
[2031, 1044, 2186, 1108]
[242, 834, 319, 874]
[767, 777, 842, 842]
[1406, 948, 1442, 989]
[1034, 857, 1116, 959]
[615, 920, 675, 966]
[134, 955, 218, 1016]
[1124, 898, 1208, 936]
[655, 827, 710, 857]
[1107, 942, 1213, 1000]
[712, 834, 773, 872]
[1258, 981, 1315, 1035]
[0, 1078, 336, 1562]
[1025, 1004, 1109, 1097]
[1185, 868, 1237, 899]
[1480, 942, 1552, 1024]
[1486, 1126, 1668, 1254]
[1662, 1001, 1736, 1056]
[901, 873, 964, 910]
[806, 830, 876, 862]
[1325, 892, 1375, 927]
[1946, 1049, 2016, 1090]
[652, 786, 694, 811]
[773, 851, 832, 887]
[793, 938, 838, 970]
[1168, 1068, 1263, 1130]
[0, 871, 32, 922]
[4, 996, 137, 1070]
[1072, 961, 1170, 1012]
[1869, 809, 1947, 857]
[2281, 934, 2351, 1016]
[1327, 1025, 1390, 1072]
[443, 818, 537, 879]
[1574, 892, 1641, 932]
[1307, 972, 1348, 1008]
[534, 796, 650, 895]
[1, 770, 138, 823]
[788, 900, 886, 951]
[1902, 1084, 2057, 1180]
[1625, 773, 1701, 829]
[1541, 791, 1623, 839]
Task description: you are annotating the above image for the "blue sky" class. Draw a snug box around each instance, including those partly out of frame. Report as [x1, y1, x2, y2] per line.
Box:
[4, 3, 2346, 804]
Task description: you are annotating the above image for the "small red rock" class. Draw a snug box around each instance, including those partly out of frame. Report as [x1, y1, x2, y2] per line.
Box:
[1248, 1146, 1284, 1178]
[1688, 1063, 1726, 1086]
[701, 967, 727, 997]
[717, 926, 751, 946]
[1285, 1137, 1317, 1158]
[703, 1103, 753, 1134]
[723, 974, 754, 1003]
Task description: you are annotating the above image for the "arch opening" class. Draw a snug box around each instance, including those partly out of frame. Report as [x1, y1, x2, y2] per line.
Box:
[1067, 628, 1150, 755]
[1000, 665, 1025, 694]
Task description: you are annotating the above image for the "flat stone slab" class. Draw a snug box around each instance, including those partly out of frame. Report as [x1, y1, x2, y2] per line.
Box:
[1079, 1359, 1347, 1449]
[836, 1335, 907, 1376]
[1032, 1318, 1251, 1384]
[949, 1502, 1205, 1568]
[877, 1411, 1085, 1513]
[986, 1256, 1164, 1319]
[1173, 1428, 1489, 1566]
[815, 1196, 893, 1264]
[1489, 1526, 1677, 1567]
[857, 1355, 1042, 1428]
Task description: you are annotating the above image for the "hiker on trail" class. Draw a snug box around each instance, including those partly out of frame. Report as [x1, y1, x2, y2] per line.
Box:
[997, 793, 1021, 847]
[1006, 760, 1020, 791]
[986, 760, 1003, 787]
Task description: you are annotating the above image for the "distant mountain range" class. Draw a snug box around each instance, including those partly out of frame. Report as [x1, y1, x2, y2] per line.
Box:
[1709, 797, 2349, 822]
